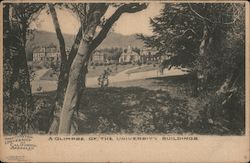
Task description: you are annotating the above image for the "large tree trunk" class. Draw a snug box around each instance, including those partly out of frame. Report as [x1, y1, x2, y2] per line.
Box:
[47, 4, 67, 134]
[55, 3, 147, 134]
[6, 7, 34, 133]
[47, 4, 83, 134]
[3, 4, 12, 110]
[58, 39, 90, 134]
[9, 33, 34, 133]
[193, 23, 211, 96]
[48, 27, 83, 134]
[48, 4, 67, 105]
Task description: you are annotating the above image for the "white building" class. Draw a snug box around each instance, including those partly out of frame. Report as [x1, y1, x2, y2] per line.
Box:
[119, 46, 140, 63]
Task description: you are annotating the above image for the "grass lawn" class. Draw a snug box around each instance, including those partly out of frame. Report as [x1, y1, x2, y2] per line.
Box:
[39, 69, 58, 80]
[126, 64, 159, 74]
[40, 64, 135, 80]
[34, 74, 244, 135]
[87, 64, 135, 77]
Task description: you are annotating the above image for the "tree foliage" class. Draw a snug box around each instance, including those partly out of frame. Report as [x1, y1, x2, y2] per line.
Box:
[3, 3, 44, 134]
[139, 3, 245, 133]
[140, 3, 244, 88]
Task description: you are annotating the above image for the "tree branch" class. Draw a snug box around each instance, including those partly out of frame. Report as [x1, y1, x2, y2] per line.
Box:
[171, 28, 197, 41]
[90, 3, 147, 52]
[188, 3, 214, 24]
[65, 4, 109, 70]
[48, 4, 67, 63]
[67, 26, 83, 69]
[188, 3, 240, 25]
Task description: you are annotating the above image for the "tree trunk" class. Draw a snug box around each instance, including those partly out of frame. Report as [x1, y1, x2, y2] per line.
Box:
[58, 39, 90, 134]
[7, 17, 34, 133]
[56, 3, 147, 134]
[54, 27, 83, 108]
[48, 27, 82, 134]
[194, 23, 210, 95]
[3, 4, 12, 110]
[47, 4, 67, 134]
[47, 4, 82, 134]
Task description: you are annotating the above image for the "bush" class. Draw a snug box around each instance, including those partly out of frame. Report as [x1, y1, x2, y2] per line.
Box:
[191, 90, 245, 135]
[98, 68, 112, 88]
[137, 62, 142, 66]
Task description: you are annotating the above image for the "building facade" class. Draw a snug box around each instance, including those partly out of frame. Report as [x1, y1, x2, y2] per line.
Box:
[140, 47, 159, 63]
[91, 51, 106, 64]
[119, 46, 140, 63]
[33, 46, 60, 66]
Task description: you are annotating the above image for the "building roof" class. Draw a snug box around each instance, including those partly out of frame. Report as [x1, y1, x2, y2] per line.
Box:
[141, 47, 158, 56]
[121, 46, 140, 56]
[33, 47, 45, 53]
[33, 47, 58, 53]
[45, 47, 58, 53]
[121, 51, 139, 56]
[93, 51, 104, 56]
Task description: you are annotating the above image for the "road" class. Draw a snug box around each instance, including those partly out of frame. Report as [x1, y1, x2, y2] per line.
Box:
[31, 68, 56, 93]
[31, 66, 187, 93]
[86, 67, 187, 87]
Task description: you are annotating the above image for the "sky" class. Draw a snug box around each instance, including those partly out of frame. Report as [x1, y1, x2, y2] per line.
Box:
[30, 3, 164, 36]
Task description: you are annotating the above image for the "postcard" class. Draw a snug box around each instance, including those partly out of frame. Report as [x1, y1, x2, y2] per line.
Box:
[0, 0, 249, 162]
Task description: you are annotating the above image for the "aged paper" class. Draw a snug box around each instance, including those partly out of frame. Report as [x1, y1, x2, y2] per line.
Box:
[0, 0, 249, 162]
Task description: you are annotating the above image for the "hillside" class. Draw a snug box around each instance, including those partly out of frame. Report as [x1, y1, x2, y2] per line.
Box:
[26, 30, 144, 59]
[98, 32, 144, 49]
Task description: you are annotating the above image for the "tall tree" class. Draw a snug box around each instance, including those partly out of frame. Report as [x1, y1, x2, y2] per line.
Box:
[139, 3, 244, 95]
[3, 3, 44, 134]
[47, 4, 84, 134]
[46, 3, 147, 134]
[139, 3, 245, 133]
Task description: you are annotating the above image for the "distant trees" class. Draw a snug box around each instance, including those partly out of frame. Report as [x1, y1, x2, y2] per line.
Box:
[98, 47, 123, 61]
[3, 3, 44, 134]
[132, 47, 141, 55]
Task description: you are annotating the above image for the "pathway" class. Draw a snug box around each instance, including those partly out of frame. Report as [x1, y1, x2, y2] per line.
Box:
[86, 66, 187, 87]
[32, 66, 188, 93]
[31, 68, 56, 93]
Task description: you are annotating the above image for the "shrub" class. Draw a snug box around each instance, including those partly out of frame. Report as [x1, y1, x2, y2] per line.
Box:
[191, 90, 245, 135]
[98, 68, 112, 88]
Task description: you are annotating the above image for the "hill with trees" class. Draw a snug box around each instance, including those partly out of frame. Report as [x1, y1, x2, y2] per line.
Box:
[26, 30, 144, 60]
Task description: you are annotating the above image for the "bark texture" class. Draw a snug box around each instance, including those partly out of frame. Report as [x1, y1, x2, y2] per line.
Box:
[48, 26, 83, 134]
[58, 40, 90, 133]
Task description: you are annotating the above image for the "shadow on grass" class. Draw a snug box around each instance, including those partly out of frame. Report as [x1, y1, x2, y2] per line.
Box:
[77, 87, 191, 134]
[33, 74, 244, 135]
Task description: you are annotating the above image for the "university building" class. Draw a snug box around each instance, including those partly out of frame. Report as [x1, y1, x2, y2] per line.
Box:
[119, 46, 140, 63]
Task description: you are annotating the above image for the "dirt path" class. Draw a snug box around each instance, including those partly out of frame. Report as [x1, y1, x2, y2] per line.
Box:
[31, 66, 187, 93]
[31, 68, 55, 93]
[33, 68, 50, 80]
[87, 66, 187, 87]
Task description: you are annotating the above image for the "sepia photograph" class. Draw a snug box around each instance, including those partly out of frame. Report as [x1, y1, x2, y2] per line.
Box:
[0, 0, 249, 162]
